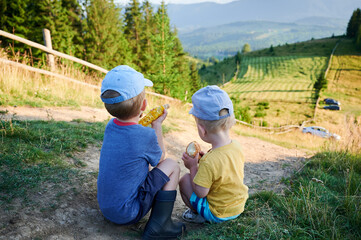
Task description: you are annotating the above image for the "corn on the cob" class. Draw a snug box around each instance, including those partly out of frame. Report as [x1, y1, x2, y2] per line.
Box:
[139, 104, 169, 127]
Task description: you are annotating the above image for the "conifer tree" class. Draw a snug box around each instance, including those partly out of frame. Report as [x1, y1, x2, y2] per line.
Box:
[151, 1, 178, 96]
[24, 1, 57, 59]
[235, 51, 241, 64]
[189, 62, 201, 96]
[124, 0, 142, 68]
[84, 0, 131, 69]
[356, 25, 361, 49]
[0, 0, 30, 51]
[172, 30, 193, 99]
[26, 0, 84, 60]
[140, 0, 156, 72]
[346, 8, 361, 38]
[61, 0, 84, 58]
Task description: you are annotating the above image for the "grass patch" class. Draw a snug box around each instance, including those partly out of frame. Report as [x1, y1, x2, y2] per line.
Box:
[0, 49, 104, 108]
[184, 151, 361, 239]
[0, 119, 105, 204]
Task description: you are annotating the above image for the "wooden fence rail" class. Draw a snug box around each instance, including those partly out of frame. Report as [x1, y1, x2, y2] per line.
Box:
[0, 30, 108, 73]
[0, 29, 183, 103]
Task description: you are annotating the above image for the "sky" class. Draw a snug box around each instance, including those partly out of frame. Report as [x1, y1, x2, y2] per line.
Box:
[115, 0, 236, 5]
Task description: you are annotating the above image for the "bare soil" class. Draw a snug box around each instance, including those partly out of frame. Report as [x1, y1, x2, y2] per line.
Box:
[0, 106, 310, 240]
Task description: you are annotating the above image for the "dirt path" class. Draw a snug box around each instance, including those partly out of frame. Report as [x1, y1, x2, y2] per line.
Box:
[0, 106, 309, 239]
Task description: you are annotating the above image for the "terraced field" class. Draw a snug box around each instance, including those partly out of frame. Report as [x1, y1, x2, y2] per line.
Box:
[223, 56, 328, 103]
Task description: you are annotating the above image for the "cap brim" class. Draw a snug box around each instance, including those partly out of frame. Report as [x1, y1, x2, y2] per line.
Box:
[189, 107, 194, 115]
[144, 78, 153, 87]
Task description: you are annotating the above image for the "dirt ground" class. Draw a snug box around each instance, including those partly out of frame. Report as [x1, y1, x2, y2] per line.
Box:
[0, 106, 310, 240]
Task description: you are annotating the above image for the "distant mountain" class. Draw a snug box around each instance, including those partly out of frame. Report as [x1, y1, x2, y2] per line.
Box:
[167, 0, 357, 33]
[178, 19, 345, 59]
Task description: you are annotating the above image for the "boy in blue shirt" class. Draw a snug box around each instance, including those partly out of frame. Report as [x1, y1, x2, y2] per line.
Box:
[97, 65, 185, 239]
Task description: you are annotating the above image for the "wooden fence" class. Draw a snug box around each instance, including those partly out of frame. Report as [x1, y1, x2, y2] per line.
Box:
[0, 29, 180, 103]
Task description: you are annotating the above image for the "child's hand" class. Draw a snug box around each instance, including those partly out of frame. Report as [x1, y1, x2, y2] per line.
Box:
[182, 152, 198, 170]
[151, 109, 168, 127]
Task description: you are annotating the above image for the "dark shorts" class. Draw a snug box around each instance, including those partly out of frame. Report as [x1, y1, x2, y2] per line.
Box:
[126, 167, 169, 224]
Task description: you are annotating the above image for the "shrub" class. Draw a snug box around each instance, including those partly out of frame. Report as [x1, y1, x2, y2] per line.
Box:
[254, 110, 266, 118]
[257, 101, 270, 109]
[259, 120, 268, 127]
[234, 106, 252, 123]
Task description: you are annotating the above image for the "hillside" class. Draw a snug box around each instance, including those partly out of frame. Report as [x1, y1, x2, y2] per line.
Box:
[179, 20, 345, 59]
[199, 37, 361, 136]
[318, 38, 361, 135]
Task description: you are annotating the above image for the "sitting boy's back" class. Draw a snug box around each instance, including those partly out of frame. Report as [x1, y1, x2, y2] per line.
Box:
[98, 119, 162, 224]
[97, 65, 185, 239]
[194, 140, 248, 218]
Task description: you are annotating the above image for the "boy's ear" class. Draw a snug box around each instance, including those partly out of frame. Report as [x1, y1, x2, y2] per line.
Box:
[141, 99, 147, 111]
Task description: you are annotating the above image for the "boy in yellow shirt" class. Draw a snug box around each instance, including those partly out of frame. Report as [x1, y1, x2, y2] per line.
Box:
[179, 85, 249, 223]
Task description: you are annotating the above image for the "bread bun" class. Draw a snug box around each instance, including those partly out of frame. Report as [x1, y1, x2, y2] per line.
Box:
[186, 141, 201, 158]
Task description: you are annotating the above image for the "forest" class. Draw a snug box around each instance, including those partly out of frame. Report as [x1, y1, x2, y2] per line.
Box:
[0, 0, 201, 101]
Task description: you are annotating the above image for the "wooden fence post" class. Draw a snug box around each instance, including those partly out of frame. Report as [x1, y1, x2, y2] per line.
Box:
[42, 29, 55, 71]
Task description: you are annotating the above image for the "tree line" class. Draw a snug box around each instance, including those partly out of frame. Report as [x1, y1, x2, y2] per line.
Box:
[347, 8, 361, 49]
[0, 0, 201, 101]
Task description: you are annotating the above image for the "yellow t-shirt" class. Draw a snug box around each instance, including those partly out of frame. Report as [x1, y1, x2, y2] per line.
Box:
[193, 140, 249, 218]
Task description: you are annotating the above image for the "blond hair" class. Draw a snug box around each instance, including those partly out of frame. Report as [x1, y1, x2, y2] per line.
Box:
[195, 109, 235, 133]
[101, 90, 145, 120]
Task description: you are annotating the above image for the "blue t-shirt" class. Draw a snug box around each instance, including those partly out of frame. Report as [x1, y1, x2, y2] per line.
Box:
[97, 119, 163, 224]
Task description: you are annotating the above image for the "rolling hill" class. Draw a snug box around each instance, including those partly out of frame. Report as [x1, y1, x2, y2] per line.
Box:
[178, 20, 345, 59]
[198, 36, 361, 141]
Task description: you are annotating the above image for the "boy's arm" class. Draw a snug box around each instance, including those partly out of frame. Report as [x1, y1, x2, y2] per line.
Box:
[151, 109, 167, 163]
[182, 152, 210, 198]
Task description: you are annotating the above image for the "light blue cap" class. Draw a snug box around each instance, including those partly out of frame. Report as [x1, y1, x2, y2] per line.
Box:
[189, 85, 234, 121]
[100, 65, 153, 104]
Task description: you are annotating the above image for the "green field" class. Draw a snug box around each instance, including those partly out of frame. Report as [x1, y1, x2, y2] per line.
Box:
[223, 55, 328, 103]
[197, 37, 345, 126]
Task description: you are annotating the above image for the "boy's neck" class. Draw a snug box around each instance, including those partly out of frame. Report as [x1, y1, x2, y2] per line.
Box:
[116, 115, 140, 124]
[208, 130, 232, 150]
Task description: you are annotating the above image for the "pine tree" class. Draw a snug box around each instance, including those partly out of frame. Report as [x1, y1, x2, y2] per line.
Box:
[235, 51, 241, 64]
[172, 29, 194, 99]
[0, 0, 8, 32]
[356, 25, 361, 50]
[84, 0, 131, 69]
[151, 1, 178, 96]
[0, 0, 30, 52]
[140, 0, 156, 73]
[346, 8, 361, 38]
[61, 0, 84, 58]
[124, 0, 142, 68]
[189, 62, 201, 96]
[25, 1, 62, 59]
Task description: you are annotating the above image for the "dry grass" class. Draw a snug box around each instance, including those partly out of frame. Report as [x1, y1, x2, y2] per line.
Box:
[0, 48, 104, 108]
[232, 123, 325, 152]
